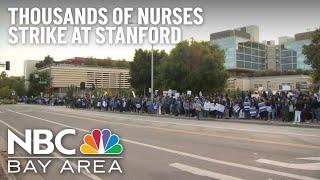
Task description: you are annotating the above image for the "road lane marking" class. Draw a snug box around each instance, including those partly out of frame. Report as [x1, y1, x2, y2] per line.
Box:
[297, 157, 320, 161]
[256, 158, 320, 170]
[45, 111, 320, 150]
[170, 163, 245, 180]
[6, 109, 320, 180]
[48, 107, 320, 138]
[0, 119, 102, 180]
[8, 156, 122, 159]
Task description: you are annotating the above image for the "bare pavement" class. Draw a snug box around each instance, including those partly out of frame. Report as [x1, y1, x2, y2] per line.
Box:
[0, 104, 320, 180]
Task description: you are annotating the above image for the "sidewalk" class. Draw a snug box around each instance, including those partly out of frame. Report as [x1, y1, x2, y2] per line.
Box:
[201, 117, 320, 129]
[16, 104, 320, 129]
[61, 106, 320, 129]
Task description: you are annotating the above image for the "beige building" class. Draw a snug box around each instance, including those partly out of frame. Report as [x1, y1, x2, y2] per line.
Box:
[227, 75, 312, 92]
[38, 64, 130, 93]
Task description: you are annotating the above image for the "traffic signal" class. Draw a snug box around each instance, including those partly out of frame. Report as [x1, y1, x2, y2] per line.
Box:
[80, 82, 85, 90]
[5, 61, 10, 70]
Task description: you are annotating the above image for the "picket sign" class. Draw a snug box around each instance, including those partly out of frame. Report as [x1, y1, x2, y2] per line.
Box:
[250, 107, 257, 117]
[209, 103, 225, 113]
[203, 102, 211, 111]
[233, 104, 240, 112]
[266, 106, 272, 112]
[258, 102, 267, 112]
[217, 104, 225, 113]
[243, 102, 251, 110]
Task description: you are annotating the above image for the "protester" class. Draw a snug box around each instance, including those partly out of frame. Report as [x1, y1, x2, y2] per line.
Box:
[21, 90, 320, 123]
[294, 97, 304, 124]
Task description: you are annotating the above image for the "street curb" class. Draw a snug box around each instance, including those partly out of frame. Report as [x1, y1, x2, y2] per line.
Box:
[69, 107, 320, 129]
[0, 152, 16, 180]
[0, 134, 15, 180]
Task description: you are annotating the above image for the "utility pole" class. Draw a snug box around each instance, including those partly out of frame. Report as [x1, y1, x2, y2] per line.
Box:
[151, 43, 154, 101]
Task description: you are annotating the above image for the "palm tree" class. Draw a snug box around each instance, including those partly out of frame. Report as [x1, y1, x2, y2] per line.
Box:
[66, 84, 77, 98]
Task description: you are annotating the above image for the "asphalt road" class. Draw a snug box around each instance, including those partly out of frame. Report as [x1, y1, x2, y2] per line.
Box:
[0, 104, 320, 180]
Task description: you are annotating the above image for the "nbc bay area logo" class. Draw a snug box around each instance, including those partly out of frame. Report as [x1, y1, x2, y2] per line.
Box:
[80, 128, 123, 154]
[7, 128, 123, 175]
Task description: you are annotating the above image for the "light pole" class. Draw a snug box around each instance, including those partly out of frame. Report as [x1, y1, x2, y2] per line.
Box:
[128, 21, 154, 100]
[151, 43, 154, 101]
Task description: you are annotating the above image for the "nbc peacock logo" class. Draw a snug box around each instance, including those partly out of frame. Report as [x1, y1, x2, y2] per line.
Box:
[80, 129, 123, 154]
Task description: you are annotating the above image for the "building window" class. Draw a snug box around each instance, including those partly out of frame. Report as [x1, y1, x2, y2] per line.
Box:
[236, 61, 244, 68]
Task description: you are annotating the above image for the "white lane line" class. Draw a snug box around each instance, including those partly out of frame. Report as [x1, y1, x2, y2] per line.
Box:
[297, 157, 320, 161]
[7, 109, 320, 180]
[256, 159, 320, 170]
[170, 163, 245, 180]
[0, 119, 102, 180]
[49, 108, 320, 138]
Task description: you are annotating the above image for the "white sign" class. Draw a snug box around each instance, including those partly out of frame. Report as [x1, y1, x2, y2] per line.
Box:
[216, 104, 225, 113]
[233, 104, 240, 112]
[209, 103, 216, 111]
[210, 103, 225, 113]
[251, 94, 260, 98]
[281, 85, 291, 91]
[203, 102, 211, 111]
[187, 90, 192, 95]
[266, 106, 272, 112]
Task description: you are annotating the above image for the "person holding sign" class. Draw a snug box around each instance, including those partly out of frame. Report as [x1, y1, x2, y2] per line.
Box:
[203, 99, 211, 118]
[194, 99, 203, 120]
[243, 100, 251, 119]
[258, 101, 268, 120]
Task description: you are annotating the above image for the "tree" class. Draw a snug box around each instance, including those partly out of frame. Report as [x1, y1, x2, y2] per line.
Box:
[0, 71, 10, 88]
[84, 57, 98, 66]
[10, 77, 26, 97]
[28, 71, 51, 96]
[0, 72, 26, 98]
[157, 40, 228, 94]
[66, 84, 77, 98]
[0, 71, 7, 79]
[129, 49, 168, 94]
[303, 29, 320, 91]
[35, 55, 54, 68]
[0, 86, 11, 99]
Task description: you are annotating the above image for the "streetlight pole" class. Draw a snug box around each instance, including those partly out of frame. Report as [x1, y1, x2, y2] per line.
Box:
[151, 43, 154, 101]
[128, 21, 154, 100]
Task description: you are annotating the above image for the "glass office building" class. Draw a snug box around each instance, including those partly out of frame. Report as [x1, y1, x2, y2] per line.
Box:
[280, 40, 311, 71]
[210, 26, 313, 72]
[210, 27, 267, 71]
[210, 37, 237, 69]
[236, 41, 267, 70]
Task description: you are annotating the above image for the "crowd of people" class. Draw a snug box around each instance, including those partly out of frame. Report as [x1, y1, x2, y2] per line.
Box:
[19, 90, 320, 124]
